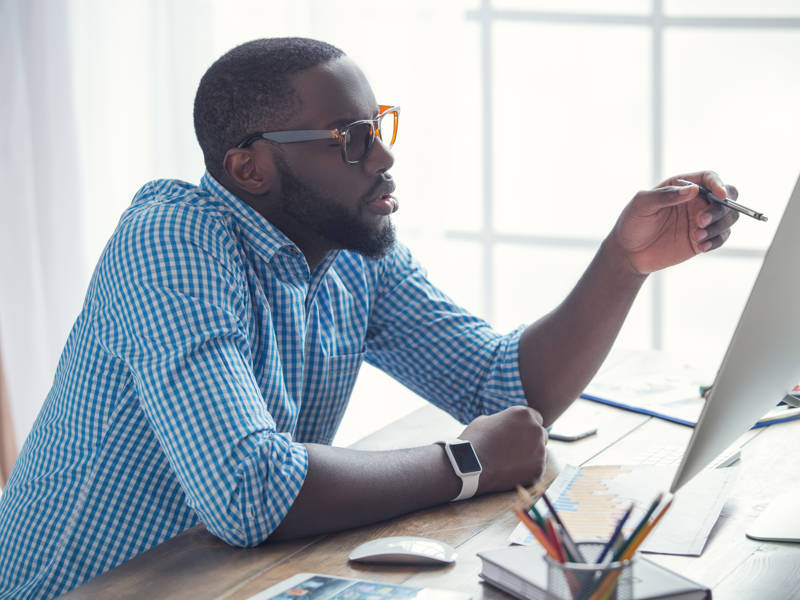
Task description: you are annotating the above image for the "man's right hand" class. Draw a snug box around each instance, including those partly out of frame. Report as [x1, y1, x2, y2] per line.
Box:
[272, 405, 548, 540]
[458, 405, 548, 495]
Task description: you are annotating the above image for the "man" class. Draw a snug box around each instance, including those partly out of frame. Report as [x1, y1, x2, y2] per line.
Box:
[0, 37, 738, 599]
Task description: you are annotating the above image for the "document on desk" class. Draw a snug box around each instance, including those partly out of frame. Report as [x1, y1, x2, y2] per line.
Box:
[582, 348, 800, 427]
[246, 573, 471, 600]
[508, 464, 739, 556]
[581, 349, 706, 426]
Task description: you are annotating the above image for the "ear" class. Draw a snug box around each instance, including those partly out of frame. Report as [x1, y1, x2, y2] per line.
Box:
[222, 146, 277, 195]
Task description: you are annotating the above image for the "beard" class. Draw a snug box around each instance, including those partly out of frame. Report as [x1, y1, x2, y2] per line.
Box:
[274, 155, 396, 260]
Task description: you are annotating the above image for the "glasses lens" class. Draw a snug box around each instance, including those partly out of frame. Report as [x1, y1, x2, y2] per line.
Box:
[377, 110, 398, 147]
[344, 122, 374, 163]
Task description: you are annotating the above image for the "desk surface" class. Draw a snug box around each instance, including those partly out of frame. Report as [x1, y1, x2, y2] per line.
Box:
[61, 399, 800, 600]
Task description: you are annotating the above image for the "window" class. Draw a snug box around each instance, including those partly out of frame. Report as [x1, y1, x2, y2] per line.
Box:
[67, 1, 800, 445]
[456, 0, 800, 358]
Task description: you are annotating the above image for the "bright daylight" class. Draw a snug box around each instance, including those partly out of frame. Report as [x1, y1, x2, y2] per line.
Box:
[1, 1, 799, 599]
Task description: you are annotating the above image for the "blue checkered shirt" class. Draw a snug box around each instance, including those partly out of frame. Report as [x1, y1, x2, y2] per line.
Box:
[0, 173, 526, 599]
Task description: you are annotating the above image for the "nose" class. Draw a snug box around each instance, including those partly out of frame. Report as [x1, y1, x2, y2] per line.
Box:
[362, 136, 394, 175]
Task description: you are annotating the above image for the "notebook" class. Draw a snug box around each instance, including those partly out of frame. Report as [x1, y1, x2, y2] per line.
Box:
[478, 545, 709, 600]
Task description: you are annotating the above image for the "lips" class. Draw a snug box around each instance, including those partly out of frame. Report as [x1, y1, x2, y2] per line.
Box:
[366, 193, 398, 216]
[365, 181, 398, 216]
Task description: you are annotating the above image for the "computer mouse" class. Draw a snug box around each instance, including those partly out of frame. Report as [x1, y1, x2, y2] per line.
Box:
[348, 536, 457, 566]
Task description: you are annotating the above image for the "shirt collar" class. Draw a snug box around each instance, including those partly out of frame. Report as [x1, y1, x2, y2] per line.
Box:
[200, 171, 300, 262]
[199, 171, 340, 276]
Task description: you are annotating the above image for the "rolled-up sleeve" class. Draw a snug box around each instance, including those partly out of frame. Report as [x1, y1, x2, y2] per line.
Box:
[365, 244, 528, 424]
[91, 202, 306, 546]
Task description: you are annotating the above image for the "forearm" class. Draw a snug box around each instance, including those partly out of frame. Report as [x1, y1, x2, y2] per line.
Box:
[518, 234, 646, 425]
[269, 443, 460, 539]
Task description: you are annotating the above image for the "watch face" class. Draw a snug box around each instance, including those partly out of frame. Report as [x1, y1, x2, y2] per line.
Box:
[450, 442, 481, 474]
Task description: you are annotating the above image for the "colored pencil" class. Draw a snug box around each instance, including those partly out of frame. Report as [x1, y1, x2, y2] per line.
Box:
[620, 497, 673, 561]
[531, 483, 586, 563]
[546, 518, 567, 563]
[510, 504, 559, 561]
[612, 492, 663, 561]
[588, 497, 674, 600]
[515, 485, 547, 530]
[595, 502, 634, 564]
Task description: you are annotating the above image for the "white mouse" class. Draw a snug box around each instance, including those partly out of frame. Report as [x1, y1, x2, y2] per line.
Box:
[348, 536, 457, 566]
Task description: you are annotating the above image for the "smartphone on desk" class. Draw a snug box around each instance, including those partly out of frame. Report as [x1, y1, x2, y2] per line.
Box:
[548, 424, 597, 442]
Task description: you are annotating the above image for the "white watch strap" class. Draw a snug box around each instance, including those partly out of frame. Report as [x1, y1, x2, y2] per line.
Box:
[436, 439, 481, 502]
[453, 468, 480, 501]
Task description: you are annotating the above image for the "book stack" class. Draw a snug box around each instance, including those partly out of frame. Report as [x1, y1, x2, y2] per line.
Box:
[478, 546, 709, 600]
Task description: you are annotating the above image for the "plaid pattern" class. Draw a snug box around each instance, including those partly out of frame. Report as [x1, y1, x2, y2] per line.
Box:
[0, 173, 526, 599]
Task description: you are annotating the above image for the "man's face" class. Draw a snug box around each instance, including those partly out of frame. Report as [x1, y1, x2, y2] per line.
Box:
[273, 146, 396, 260]
[253, 56, 398, 261]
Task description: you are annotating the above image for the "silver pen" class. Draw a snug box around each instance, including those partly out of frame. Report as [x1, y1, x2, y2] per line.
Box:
[676, 178, 767, 222]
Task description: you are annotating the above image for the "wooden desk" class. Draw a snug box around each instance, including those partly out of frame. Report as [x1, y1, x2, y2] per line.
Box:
[61, 399, 800, 600]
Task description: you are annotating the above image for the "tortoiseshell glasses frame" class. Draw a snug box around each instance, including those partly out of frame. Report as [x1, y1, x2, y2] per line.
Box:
[235, 105, 399, 165]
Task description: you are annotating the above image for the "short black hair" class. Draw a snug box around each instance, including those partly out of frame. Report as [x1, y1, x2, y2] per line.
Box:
[193, 37, 345, 177]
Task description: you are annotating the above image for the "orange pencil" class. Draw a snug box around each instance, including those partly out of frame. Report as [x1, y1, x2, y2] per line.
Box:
[511, 504, 559, 561]
[545, 518, 567, 563]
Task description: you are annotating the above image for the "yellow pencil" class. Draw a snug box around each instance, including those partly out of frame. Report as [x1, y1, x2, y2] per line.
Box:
[621, 498, 673, 561]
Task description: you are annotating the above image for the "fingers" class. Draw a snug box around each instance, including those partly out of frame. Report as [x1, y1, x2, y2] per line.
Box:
[696, 199, 737, 229]
[694, 202, 739, 251]
[463, 405, 548, 494]
[633, 181, 698, 213]
[701, 171, 729, 201]
[664, 170, 734, 203]
[697, 228, 732, 252]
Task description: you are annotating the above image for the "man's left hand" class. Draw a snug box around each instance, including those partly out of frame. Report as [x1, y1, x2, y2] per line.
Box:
[612, 171, 739, 275]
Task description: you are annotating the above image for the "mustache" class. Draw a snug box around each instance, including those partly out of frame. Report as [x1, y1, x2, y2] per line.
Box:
[360, 176, 395, 204]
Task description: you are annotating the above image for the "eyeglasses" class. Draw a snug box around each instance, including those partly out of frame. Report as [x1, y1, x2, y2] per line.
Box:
[236, 105, 400, 165]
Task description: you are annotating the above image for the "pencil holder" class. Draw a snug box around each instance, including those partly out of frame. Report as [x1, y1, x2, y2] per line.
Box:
[544, 541, 634, 600]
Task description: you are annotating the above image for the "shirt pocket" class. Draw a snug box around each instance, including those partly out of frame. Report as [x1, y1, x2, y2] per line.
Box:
[302, 350, 365, 444]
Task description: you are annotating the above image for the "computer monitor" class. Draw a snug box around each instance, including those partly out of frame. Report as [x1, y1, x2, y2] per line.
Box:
[670, 172, 800, 543]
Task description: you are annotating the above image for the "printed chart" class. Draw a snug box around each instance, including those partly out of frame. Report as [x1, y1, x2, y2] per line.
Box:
[508, 463, 738, 555]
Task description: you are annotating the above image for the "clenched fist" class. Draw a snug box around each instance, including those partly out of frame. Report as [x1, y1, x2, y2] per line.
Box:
[458, 405, 548, 495]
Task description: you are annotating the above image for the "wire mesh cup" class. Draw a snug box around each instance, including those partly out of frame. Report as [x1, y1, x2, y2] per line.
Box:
[544, 541, 634, 600]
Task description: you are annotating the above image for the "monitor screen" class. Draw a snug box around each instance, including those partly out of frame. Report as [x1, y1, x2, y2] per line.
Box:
[671, 173, 800, 493]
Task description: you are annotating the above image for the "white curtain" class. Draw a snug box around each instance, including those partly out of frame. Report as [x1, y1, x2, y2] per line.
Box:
[0, 0, 87, 456]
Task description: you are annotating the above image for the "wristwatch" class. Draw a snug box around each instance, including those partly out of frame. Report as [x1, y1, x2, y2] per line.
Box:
[436, 439, 483, 501]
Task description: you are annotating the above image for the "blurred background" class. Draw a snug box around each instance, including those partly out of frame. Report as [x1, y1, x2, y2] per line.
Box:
[1, 0, 799, 475]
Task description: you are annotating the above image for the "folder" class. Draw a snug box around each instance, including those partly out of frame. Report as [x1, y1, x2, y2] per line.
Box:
[580, 348, 800, 428]
[580, 391, 800, 429]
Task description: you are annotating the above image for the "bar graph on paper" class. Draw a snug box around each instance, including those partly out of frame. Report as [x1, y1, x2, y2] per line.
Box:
[539, 465, 645, 541]
[508, 463, 738, 555]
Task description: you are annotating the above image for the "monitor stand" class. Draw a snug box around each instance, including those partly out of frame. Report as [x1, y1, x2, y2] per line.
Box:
[745, 489, 800, 542]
